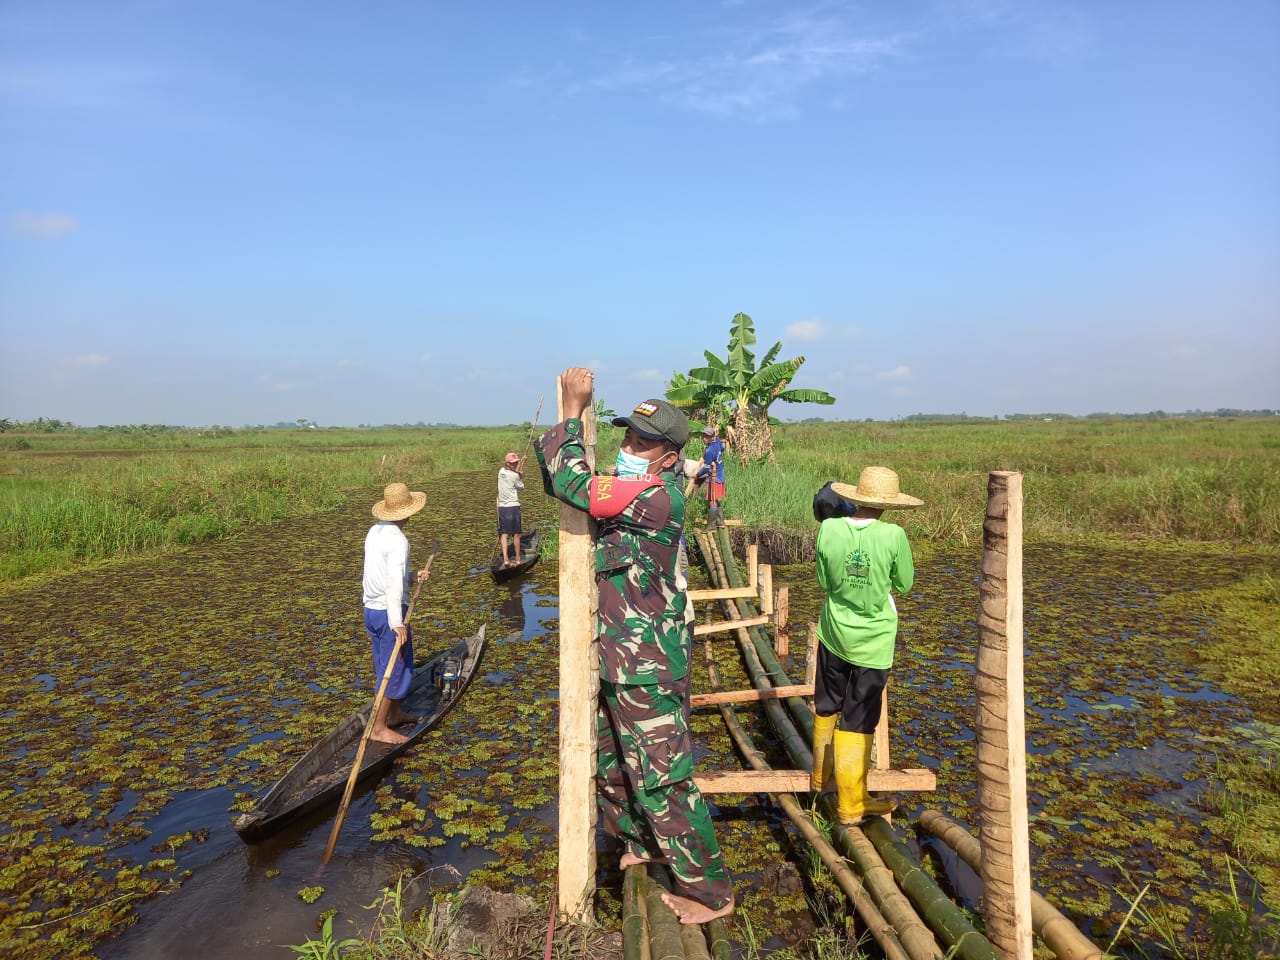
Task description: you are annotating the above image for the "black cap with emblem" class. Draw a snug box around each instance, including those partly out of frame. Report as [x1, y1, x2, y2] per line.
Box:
[611, 399, 690, 449]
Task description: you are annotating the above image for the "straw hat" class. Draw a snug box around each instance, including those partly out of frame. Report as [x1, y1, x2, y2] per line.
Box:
[372, 481, 427, 521]
[831, 466, 923, 510]
[504, 452, 521, 465]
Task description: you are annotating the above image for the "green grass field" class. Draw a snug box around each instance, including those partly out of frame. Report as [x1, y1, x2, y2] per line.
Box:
[3, 416, 1276, 583]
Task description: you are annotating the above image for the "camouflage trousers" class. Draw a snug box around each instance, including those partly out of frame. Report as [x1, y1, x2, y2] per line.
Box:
[597, 677, 733, 910]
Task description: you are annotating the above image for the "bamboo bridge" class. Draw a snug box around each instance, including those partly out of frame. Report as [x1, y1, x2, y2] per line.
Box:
[550, 381, 1102, 960]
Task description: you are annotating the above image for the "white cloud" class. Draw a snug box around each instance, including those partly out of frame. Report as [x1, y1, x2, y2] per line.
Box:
[418, 353, 433, 363]
[66, 353, 109, 367]
[875, 365, 911, 381]
[336, 358, 360, 368]
[10, 212, 79, 237]
[271, 380, 300, 392]
[787, 318, 825, 341]
[571, 9, 912, 119]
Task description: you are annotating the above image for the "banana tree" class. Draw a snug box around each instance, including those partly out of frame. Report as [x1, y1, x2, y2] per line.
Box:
[666, 312, 835, 463]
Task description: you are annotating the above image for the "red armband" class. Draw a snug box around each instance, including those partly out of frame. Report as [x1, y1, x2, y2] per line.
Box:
[588, 474, 663, 518]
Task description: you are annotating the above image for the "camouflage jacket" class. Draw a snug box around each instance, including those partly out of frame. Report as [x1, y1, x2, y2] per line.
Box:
[535, 417, 691, 685]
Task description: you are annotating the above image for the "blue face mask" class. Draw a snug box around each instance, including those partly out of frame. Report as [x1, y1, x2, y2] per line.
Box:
[615, 449, 654, 476]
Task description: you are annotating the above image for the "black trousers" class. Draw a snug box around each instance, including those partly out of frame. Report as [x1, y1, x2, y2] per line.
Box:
[813, 643, 889, 735]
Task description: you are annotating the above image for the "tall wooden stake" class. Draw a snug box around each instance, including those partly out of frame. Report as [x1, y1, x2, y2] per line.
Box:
[976, 471, 1033, 957]
[557, 375, 598, 921]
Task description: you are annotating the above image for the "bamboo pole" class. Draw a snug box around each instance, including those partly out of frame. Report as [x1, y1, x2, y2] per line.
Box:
[680, 921, 712, 960]
[622, 866, 651, 960]
[705, 918, 731, 960]
[862, 818, 1000, 960]
[642, 871, 691, 960]
[826, 816, 945, 960]
[917, 810, 1103, 960]
[976, 471, 1034, 957]
[557, 375, 598, 922]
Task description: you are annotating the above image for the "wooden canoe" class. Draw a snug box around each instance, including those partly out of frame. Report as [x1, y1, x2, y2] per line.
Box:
[233, 625, 486, 843]
[490, 528, 542, 583]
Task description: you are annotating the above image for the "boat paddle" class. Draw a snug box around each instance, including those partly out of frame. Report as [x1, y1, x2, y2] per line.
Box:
[322, 539, 441, 867]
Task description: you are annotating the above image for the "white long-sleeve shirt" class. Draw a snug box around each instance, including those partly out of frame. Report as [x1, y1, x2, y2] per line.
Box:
[362, 522, 412, 628]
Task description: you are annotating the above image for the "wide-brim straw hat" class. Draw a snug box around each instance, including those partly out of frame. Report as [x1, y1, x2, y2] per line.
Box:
[831, 466, 923, 510]
[372, 481, 427, 521]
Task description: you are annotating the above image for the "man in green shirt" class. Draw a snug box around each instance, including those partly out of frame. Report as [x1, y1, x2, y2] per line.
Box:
[811, 466, 923, 824]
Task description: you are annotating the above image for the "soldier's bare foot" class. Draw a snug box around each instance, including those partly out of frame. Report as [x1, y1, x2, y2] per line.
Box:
[619, 852, 656, 869]
[660, 893, 734, 924]
[370, 727, 409, 745]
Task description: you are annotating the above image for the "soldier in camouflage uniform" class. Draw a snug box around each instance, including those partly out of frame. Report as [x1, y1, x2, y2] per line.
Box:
[535, 367, 733, 925]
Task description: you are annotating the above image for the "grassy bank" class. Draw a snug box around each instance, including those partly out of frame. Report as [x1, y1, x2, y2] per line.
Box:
[3, 417, 1277, 583]
[0, 425, 528, 581]
[726, 416, 1280, 547]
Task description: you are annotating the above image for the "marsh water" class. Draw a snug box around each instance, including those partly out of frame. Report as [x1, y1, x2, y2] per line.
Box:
[1, 470, 1275, 958]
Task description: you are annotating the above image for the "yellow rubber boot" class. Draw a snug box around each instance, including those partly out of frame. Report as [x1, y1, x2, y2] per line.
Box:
[833, 730, 897, 824]
[810, 712, 838, 794]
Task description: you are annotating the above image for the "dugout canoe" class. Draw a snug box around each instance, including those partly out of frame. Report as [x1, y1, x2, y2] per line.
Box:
[233, 625, 486, 843]
[490, 528, 542, 583]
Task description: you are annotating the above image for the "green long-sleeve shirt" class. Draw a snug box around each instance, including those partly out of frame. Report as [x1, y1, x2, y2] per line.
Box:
[815, 517, 914, 669]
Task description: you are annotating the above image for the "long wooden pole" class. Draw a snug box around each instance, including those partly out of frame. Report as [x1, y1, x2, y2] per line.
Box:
[322, 543, 439, 866]
[557, 375, 597, 921]
[976, 471, 1034, 957]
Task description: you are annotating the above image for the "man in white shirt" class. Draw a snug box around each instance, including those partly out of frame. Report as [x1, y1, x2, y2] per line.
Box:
[497, 452, 525, 567]
[363, 482, 430, 745]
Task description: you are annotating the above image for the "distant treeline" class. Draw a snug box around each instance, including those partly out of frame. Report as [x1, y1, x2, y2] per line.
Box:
[789, 408, 1278, 424]
[0, 417, 462, 433]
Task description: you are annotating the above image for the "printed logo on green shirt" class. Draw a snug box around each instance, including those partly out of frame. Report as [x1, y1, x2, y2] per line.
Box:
[845, 548, 870, 583]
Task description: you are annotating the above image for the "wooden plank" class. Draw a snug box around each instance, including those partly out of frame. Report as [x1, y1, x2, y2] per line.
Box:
[557, 375, 597, 923]
[693, 614, 771, 636]
[687, 586, 761, 602]
[690, 684, 813, 706]
[760, 563, 773, 617]
[694, 768, 936, 794]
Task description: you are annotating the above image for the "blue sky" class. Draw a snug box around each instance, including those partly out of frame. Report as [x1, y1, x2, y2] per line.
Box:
[2, 1, 1277, 427]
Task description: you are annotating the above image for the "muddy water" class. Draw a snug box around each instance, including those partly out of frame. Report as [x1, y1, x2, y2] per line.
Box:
[0, 475, 1274, 957]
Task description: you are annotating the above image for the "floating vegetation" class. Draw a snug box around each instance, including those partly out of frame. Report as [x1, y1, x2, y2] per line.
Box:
[0, 463, 1275, 956]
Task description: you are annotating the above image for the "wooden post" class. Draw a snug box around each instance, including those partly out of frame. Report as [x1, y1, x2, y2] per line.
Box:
[873, 681, 891, 774]
[805, 622, 818, 688]
[976, 471, 1033, 957]
[774, 585, 789, 658]
[557, 375, 598, 922]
